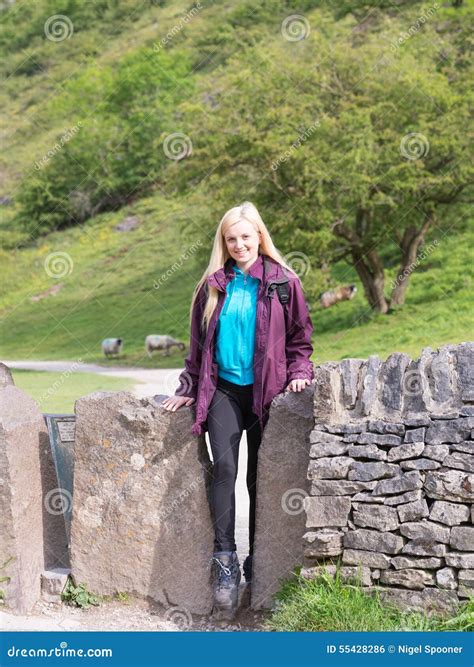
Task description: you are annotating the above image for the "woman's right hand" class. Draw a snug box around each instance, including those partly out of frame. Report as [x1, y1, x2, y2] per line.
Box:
[161, 395, 196, 412]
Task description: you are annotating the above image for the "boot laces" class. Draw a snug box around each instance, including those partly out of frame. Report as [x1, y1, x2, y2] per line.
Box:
[210, 556, 232, 577]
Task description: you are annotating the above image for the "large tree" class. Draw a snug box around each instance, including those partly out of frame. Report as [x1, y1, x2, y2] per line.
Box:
[179, 4, 473, 312]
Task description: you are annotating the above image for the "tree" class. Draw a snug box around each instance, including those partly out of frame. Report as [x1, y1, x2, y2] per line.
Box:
[179, 5, 473, 312]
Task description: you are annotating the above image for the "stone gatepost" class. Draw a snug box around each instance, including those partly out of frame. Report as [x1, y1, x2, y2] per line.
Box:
[251, 384, 315, 609]
[70, 392, 215, 616]
[0, 365, 50, 613]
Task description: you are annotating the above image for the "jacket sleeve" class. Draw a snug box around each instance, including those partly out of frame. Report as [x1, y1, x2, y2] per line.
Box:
[175, 284, 206, 399]
[284, 276, 314, 382]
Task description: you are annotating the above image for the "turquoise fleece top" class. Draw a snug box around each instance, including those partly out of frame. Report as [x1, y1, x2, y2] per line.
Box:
[213, 264, 259, 385]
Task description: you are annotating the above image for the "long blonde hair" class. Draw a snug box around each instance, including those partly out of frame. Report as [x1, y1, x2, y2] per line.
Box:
[190, 201, 296, 333]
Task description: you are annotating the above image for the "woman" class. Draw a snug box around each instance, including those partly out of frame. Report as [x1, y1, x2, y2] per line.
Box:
[162, 201, 314, 618]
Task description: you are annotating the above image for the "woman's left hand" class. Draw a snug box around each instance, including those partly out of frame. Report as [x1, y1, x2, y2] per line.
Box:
[285, 378, 311, 392]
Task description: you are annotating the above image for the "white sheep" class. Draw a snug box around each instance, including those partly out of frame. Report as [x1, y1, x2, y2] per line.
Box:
[102, 338, 123, 358]
[145, 335, 185, 357]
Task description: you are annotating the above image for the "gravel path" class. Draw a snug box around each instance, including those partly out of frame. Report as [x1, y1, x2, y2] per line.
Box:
[0, 586, 271, 632]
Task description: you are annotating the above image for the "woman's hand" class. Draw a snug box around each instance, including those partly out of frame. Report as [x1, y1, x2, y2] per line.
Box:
[161, 395, 196, 412]
[285, 378, 311, 392]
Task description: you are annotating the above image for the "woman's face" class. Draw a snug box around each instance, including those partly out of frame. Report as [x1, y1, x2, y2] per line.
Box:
[224, 220, 261, 267]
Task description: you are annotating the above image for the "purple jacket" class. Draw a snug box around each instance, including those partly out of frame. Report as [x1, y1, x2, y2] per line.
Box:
[176, 252, 314, 436]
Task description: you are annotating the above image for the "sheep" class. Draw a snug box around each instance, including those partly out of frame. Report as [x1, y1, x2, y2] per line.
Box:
[145, 335, 185, 357]
[320, 284, 357, 309]
[102, 338, 123, 358]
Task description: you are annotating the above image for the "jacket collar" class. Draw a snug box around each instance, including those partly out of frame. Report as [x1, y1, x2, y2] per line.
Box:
[206, 252, 284, 292]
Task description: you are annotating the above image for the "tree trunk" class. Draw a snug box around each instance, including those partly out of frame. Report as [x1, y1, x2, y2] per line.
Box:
[390, 216, 433, 307]
[333, 213, 389, 313]
[352, 248, 389, 314]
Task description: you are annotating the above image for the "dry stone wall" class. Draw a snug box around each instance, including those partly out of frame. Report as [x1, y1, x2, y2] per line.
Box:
[1, 343, 472, 616]
[302, 343, 473, 612]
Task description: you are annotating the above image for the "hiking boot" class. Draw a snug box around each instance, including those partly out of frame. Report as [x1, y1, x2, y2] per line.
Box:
[243, 554, 253, 583]
[210, 551, 241, 618]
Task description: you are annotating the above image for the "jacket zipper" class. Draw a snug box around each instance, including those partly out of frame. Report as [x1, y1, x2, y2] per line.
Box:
[240, 274, 247, 360]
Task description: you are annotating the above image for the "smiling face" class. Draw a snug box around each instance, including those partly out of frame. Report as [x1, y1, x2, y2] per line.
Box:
[224, 219, 261, 270]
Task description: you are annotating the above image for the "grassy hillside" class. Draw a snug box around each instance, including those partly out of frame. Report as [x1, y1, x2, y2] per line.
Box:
[1, 0, 472, 368]
[0, 190, 471, 365]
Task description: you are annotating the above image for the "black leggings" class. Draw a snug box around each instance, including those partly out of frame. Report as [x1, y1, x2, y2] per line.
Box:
[207, 376, 262, 554]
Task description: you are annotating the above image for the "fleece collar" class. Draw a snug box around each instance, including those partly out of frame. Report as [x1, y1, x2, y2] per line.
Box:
[206, 252, 285, 293]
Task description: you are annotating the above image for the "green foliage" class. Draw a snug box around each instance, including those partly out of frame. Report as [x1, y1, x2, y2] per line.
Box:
[435, 598, 474, 632]
[0, 0, 148, 56]
[179, 4, 473, 273]
[15, 48, 194, 236]
[265, 567, 474, 632]
[61, 579, 100, 608]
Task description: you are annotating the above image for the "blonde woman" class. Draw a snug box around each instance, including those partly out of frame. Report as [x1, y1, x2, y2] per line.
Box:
[162, 201, 314, 618]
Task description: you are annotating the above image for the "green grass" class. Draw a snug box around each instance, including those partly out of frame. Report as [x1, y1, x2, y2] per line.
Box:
[0, 202, 472, 366]
[0, 1, 472, 367]
[264, 569, 474, 632]
[12, 369, 135, 413]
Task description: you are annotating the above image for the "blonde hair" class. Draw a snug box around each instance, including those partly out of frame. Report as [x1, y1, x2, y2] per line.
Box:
[189, 201, 296, 333]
